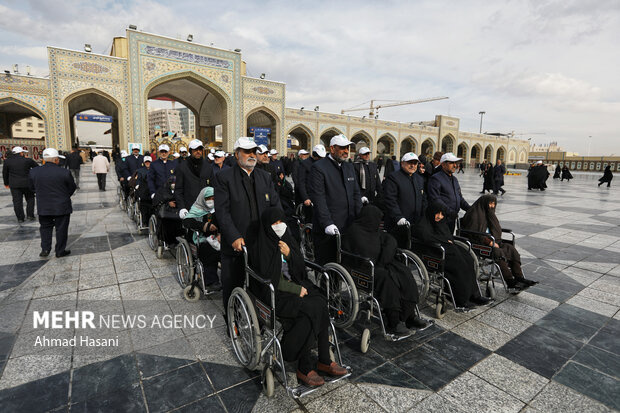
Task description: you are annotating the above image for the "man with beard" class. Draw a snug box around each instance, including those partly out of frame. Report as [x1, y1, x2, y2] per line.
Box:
[310, 134, 362, 264]
[214, 137, 281, 321]
[147, 144, 177, 197]
[175, 139, 214, 219]
[291, 149, 309, 192]
[428, 152, 470, 234]
[295, 144, 326, 221]
[125, 144, 144, 179]
[178, 146, 188, 164]
[354, 146, 382, 207]
[255, 144, 277, 182]
[269, 149, 285, 175]
[527, 160, 549, 191]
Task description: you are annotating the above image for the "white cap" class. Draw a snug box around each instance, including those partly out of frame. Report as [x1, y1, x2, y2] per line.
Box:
[401, 152, 419, 162]
[440, 152, 462, 163]
[143, 156, 152, 162]
[188, 139, 203, 150]
[131, 144, 140, 151]
[120, 150, 128, 157]
[269, 149, 278, 155]
[12, 146, 26, 154]
[536, 160, 543, 165]
[214, 150, 225, 158]
[257, 144, 269, 154]
[358, 147, 370, 155]
[173, 152, 180, 158]
[179, 146, 187, 153]
[42, 148, 65, 159]
[158, 144, 170, 152]
[330, 134, 353, 147]
[312, 144, 327, 158]
[208, 153, 214, 160]
[210, 148, 216, 154]
[233, 137, 257, 150]
[298, 149, 309, 155]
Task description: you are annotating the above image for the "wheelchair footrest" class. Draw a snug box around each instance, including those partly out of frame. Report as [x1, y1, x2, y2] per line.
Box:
[454, 307, 474, 313]
[289, 368, 352, 399]
[384, 332, 414, 342]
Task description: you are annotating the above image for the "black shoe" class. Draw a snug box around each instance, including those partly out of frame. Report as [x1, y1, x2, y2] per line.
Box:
[27, 216, 36, 221]
[17, 219, 25, 223]
[387, 321, 410, 336]
[479, 191, 485, 194]
[519, 278, 539, 286]
[501, 190, 506, 196]
[406, 316, 432, 330]
[39, 250, 50, 257]
[471, 296, 494, 306]
[206, 282, 222, 292]
[56, 250, 71, 258]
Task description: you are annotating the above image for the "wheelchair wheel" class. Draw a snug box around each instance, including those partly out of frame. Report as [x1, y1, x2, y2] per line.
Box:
[228, 287, 262, 370]
[360, 328, 371, 354]
[119, 193, 127, 211]
[263, 367, 275, 397]
[183, 285, 201, 302]
[148, 215, 158, 251]
[175, 240, 193, 288]
[300, 225, 314, 261]
[398, 250, 430, 303]
[195, 260, 206, 294]
[127, 198, 135, 221]
[454, 240, 479, 280]
[486, 284, 496, 299]
[156, 245, 164, 259]
[435, 295, 447, 319]
[322, 262, 359, 329]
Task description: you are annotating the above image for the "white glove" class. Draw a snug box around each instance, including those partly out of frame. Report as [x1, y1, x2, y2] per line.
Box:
[151, 194, 155, 199]
[206, 235, 221, 251]
[361, 196, 369, 205]
[325, 224, 340, 236]
[397, 218, 410, 226]
[179, 208, 188, 219]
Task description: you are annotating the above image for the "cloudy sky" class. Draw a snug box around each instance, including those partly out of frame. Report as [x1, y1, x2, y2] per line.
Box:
[1, 0, 619, 155]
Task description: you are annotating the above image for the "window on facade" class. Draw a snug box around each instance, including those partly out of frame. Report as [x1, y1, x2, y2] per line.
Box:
[15, 128, 22, 132]
[596, 163, 602, 170]
[611, 164, 616, 171]
[38, 123, 44, 128]
[26, 122, 33, 127]
[571, 162, 576, 169]
[15, 122, 21, 126]
[589, 162, 595, 170]
[577, 162, 582, 169]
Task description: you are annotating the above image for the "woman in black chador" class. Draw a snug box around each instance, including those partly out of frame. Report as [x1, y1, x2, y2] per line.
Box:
[246, 207, 347, 388]
[415, 201, 493, 308]
[561, 165, 573, 182]
[598, 165, 613, 187]
[342, 205, 431, 335]
[461, 194, 538, 290]
[553, 164, 561, 179]
[480, 162, 495, 194]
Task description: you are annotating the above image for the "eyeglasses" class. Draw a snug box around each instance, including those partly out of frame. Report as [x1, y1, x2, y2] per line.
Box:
[159, 150, 168, 153]
[405, 160, 419, 165]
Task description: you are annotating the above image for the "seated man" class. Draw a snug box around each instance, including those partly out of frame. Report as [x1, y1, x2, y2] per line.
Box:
[182, 186, 222, 291]
[342, 205, 431, 335]
[460, 194, 538, 289]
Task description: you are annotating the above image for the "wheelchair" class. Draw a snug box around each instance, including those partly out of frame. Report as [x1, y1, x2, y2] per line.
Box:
[175, 227, 220, 302]
[117, 182, 129, 211]
[126, 186, 137, 222]
[227, 247, 351, 398]
[410, 235, 483, 319]
[336, 233, 432, 353]
[147, 205, 182, 259]
[456, 220, 520, 298]
[133, 197, 150, 234]
[294, 204, 314, 261]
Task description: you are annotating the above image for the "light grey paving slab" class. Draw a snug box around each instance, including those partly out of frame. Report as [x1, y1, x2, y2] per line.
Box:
[78, 271, 118, 290]
[119, 279, 165, 301]
[438, 372, 524, 413]
[72, 329, 133, 369]
[511, 291, 560, 312]
[494, 299, 548, 323]
[0, 346, 73, 390]
[357, 383, 431, 413]
[304, 383, 385, 413]
[475, 308, 533, 336]
[562, 266, 604, 286]
[469, 354, 549, 403]
[115, 269, 153, 284]
[32, 280, 78, 299]
[408, 393, 467, 413]
[528, 381, 613, 413]
[577, 287, 620, 307]
[251, 383, 301, 413]
[573, 261, 619, 275]
[77, 284, 121, 301]
[452, 319, 513, 351]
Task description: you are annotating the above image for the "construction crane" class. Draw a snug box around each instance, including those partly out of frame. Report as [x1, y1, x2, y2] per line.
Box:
[341, 97, 449, 118]
[508, 131, 546, 138]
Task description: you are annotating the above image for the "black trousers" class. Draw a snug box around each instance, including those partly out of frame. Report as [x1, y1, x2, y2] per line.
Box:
[96, 173, 106, 190]
[221, 253, 245, 322]
[312, 231, 338, 265]
[11, 187, 35, 220]
[39, 214, 70, 254]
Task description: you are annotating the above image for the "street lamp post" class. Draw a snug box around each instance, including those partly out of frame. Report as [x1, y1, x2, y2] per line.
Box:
[478, 111, 485, 134]
[587, 135, 592, 157]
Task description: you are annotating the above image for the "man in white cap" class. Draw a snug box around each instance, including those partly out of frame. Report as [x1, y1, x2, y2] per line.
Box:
[310, 134, 362, 264]
[291, 149, 310, 197]
[175, 139, 213, 219]
[148, 143, 177, 198]
[178, 146, 188, 163]
[3, 146, 38, 222]
[66, 145, 84, 189]
[29, 148, 76, 257]
[212, 150, 229, 176]
[383, 152, 426, 242]
[295, 144, 326, 210]
[428, 152, 471, 233]
[134, 155, 152, 225]
[114, 149, 129, 190]
[92, 149, 110, 191]
[269, 148, 284, 175]
[354, 146, 382, 206]
[125, 144, 144, 178]
[255, 144, 277, 181]
[214, 137, 281, 321]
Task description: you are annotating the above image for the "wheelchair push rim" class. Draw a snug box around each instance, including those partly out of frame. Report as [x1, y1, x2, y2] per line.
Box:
[148, 215, 158, 251]
[227, 287, 262, 370]
[322, 262, 359, 329]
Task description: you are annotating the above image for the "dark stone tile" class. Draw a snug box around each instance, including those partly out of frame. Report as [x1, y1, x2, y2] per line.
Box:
[175, 395, 227, 413]
[200, 361, 257, 391]
[0, 371, 69, 412]
[394, 345, 464, 391]
[217, 377, 262, 413]
[0, 332, 16, 360]
[527, 284, 576, 303]
[71, 354, 140, 402]
[108, 232, 136, 250]
[535, 311, 600, 343]
[338, 345, 385, 379]
[573, 345, 620, 379]
[142, 362, 213, 413]
[423, 331, 491, 371]
[552, 304, 609, 329]
[497, 325, 583, 379]
[70, 383, 146, 413]
[589, 320, 620, 356]
[355, 361, 428, 389]
[135, 353, 194, 379]
[554, 361, 620, 411]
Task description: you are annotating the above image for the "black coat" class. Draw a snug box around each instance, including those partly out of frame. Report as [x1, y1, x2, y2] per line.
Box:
[66, 152, 83, 170]
[494, 164, 506, 186]
[115, 158, 129, 180]
[3, 155, 38, 188]
[310, 156, 362, 232]
[354, 160, 383, 203]
[427, 169, 470, 220]
[125, 155, 144, 178]
[174, 158, 214, 211]
[382, 168, 426, 231]
[29, 163, 76, 215]
[147, 158, 177, 196]
[214, 163, 281, 255]
[294, 157, 316, 203]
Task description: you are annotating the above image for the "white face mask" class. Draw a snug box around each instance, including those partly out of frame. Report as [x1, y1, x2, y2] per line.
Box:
[271, 222, 287, 238]
[205, 200, 214, 209]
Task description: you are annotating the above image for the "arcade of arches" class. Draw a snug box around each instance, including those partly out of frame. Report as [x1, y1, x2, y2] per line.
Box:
[0, 28, 530, 166]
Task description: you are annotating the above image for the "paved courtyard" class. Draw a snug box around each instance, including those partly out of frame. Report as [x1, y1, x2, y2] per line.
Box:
[0, 165, 618, 412]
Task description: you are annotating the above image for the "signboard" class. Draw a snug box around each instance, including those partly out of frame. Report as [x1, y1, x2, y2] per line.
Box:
[287, 138, 291, 149]
[249, 127, 270, 146]
[76, 113, 113, 123]
[128, 142, 143, 154]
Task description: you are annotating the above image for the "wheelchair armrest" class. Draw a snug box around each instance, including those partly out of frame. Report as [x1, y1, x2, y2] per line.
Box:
[245, 267, 275, 289]
[340, 249, 374, 265]
[304, 259, 324, 272]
